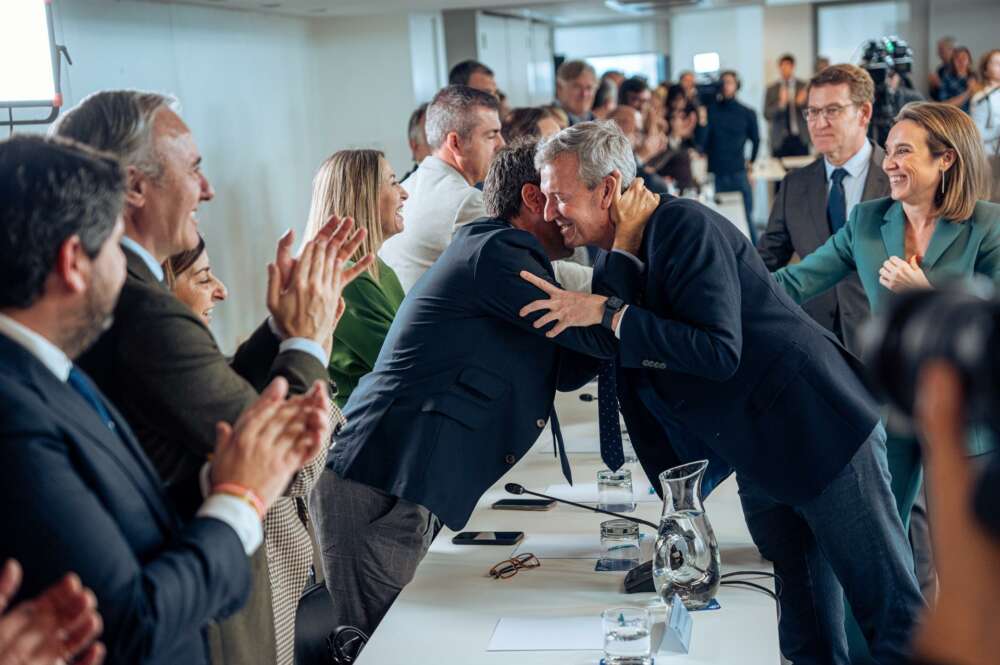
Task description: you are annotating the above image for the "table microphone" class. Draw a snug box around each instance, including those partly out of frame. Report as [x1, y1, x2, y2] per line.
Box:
[504, 483, 658, 531]
[505, 482, 659, 593]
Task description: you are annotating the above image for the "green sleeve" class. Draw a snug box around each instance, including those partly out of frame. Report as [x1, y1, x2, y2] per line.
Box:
[328, 270, 401, 407]
[772, 206, 860, 304]
[974, 211, 1000, 283]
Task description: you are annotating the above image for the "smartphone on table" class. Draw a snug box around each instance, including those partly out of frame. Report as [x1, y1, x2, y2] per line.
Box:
[491, 498, 556, 511]
[452, 531, 524, 546]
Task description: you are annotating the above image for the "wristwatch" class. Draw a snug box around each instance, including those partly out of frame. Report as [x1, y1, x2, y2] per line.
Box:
[601, 296, 625, 331]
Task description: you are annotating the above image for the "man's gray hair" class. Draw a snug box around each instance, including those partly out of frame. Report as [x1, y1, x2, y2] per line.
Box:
[52, 90, 179, 180]
[424, 85, 500, 150]
[534, 120, 636, 190]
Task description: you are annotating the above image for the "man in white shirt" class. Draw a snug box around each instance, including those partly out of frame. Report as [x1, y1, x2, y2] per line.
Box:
[381, 85, 593, 294]
[0, 134, 330, 665]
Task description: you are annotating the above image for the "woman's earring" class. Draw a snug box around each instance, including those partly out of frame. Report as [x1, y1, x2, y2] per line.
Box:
[940, 170, 946, 195]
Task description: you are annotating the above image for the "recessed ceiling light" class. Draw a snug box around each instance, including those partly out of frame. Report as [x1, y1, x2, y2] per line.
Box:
[260, 2, 282, 8]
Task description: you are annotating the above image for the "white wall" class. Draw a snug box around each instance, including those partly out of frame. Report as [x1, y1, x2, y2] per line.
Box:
[38, 0, 441, 352]
[554, 20, 670, 59]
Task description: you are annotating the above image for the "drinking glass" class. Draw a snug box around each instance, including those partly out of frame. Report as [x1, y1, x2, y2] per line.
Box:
[598, 468, 635, 513]
[602, 607, 653, 665]
[600, 519, 641, 571]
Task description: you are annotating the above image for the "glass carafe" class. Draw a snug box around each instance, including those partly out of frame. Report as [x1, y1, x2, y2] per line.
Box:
[652, 460, 720, 610]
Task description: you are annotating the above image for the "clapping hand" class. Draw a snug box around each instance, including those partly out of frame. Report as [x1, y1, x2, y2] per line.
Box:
[0, 560, 104, 665]
[879, 256, 931, 292]
[267, 216, 374, 353]
[210, 377, 331, 512]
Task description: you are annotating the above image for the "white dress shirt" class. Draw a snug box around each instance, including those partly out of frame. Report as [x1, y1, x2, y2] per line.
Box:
[379, 155, 593, 294]
[824, 139, 873, 221]
[0, 313, 262, 554]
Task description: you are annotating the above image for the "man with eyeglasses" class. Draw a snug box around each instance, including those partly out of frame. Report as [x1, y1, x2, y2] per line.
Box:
[757, 63, 890, 356]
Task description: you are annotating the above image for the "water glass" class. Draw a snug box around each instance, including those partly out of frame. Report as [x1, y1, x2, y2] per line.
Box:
[621, 429, 638, 465]
[600, 519, 641, 571]
[602, 607, 653, 665]
[598, 468, 635, 513]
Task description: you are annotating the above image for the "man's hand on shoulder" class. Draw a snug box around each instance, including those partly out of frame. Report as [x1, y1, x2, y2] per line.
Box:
[610, 172, 659, 255]
[518, 271, 606, 337]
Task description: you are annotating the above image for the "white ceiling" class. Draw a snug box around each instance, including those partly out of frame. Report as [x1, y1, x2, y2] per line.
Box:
[147, 0, 774, 21]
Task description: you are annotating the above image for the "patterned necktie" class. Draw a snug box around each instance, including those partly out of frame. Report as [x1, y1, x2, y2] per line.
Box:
[827, 167, 849, 233]
[598, 360, 624, 471]
[67, 366, 116, 432]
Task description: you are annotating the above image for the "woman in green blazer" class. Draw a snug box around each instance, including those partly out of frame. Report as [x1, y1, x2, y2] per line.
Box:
[774, 102, 999, 533]
[305, 150, 408, 408]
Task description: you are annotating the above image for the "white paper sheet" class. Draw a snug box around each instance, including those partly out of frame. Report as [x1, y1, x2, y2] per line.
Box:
[544, 481, 660, 503]
[486, 616, 604, 651]
[512, 533, 602, 559]
[512, 532, 653, 560]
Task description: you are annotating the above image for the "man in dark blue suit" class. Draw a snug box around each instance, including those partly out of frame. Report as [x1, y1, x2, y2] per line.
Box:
[525, 122, 923, 664]
[0, 135, 331, 665]
[311, 140, 627, 635]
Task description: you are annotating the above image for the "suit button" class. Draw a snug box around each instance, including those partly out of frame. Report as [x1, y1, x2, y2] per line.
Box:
[505, 454, 516, 465]
[536, 418, 546, 428]
[641, 360, 650, 367]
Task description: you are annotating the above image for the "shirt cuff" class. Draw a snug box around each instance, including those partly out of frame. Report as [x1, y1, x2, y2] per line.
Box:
[614, 305, 629, 339]
[267, 315, 285, 340]
[611, 248, 645, 273]
[279, 337, 329, 365]
[197, 494, 264, 555]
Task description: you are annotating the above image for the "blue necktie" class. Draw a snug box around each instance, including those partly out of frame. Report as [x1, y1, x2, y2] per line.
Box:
[827, 167, 848, 233]
[67, 366, 116, 432]
[598, 360, 624, 471]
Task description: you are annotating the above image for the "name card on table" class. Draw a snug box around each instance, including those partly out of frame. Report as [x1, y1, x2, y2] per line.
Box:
[658, 595, 692, 655]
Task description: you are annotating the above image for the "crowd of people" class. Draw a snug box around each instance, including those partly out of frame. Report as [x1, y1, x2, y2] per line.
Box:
[1, 40, 1000, 665]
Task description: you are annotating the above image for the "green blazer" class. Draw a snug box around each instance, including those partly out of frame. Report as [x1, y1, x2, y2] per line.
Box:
[774, 197, 1000, 454]
[329, 258, 405, 408]
[774, 197, 1000, 315]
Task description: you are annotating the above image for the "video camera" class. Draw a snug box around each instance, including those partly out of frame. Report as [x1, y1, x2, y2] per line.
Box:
[860, 36, 914, 88]
[864, 281, 1000, 537]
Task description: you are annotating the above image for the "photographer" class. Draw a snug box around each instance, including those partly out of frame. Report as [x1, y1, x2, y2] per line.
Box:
[867, 286, 1000, 665]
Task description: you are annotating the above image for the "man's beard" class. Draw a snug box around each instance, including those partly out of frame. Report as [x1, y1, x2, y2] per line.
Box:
[61, 278, 116, 360]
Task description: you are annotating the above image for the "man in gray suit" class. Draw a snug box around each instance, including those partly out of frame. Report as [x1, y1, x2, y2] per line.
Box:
[758, 64, 889, 355]
[764, 54, 811, 158]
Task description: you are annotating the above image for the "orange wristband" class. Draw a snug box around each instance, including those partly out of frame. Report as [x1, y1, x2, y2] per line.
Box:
[212, 483, 266, 520]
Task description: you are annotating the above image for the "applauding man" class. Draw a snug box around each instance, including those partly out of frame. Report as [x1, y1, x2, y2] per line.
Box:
[0, 135, 332, 665]
[53, 90, 369, 665]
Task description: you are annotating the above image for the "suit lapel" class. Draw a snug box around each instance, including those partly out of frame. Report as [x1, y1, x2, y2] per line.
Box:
[123, 244, 169, 293]
[880, 201, 906, 259]
[922, 219, 964, 269]
[862, 143, 890, 201]
[804, 159, 831, 245]
[0, 337, 177, 533]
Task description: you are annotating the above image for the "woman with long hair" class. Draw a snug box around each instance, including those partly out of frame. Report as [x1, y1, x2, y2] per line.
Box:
[304, 149, 408, 407]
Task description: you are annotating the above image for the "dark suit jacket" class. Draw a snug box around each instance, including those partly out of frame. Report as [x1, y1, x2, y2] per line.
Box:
[763, 79, 811, 153]
[330, 219, 618, 530]
[595, 196, 880, 505]
[79, 247, 329, 508]
[77, 246, 329, 665]
[757, 143, 890, 354]
[0, 334, 248, 665]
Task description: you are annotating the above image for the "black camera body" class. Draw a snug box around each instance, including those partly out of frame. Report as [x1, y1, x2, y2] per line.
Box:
[864, 281, 1000, 537]
[861, 36, 914, 88]
[861, 36, 917, 146]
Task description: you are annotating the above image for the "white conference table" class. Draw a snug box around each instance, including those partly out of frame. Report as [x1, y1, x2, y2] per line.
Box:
[356, 384, 781, 664]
